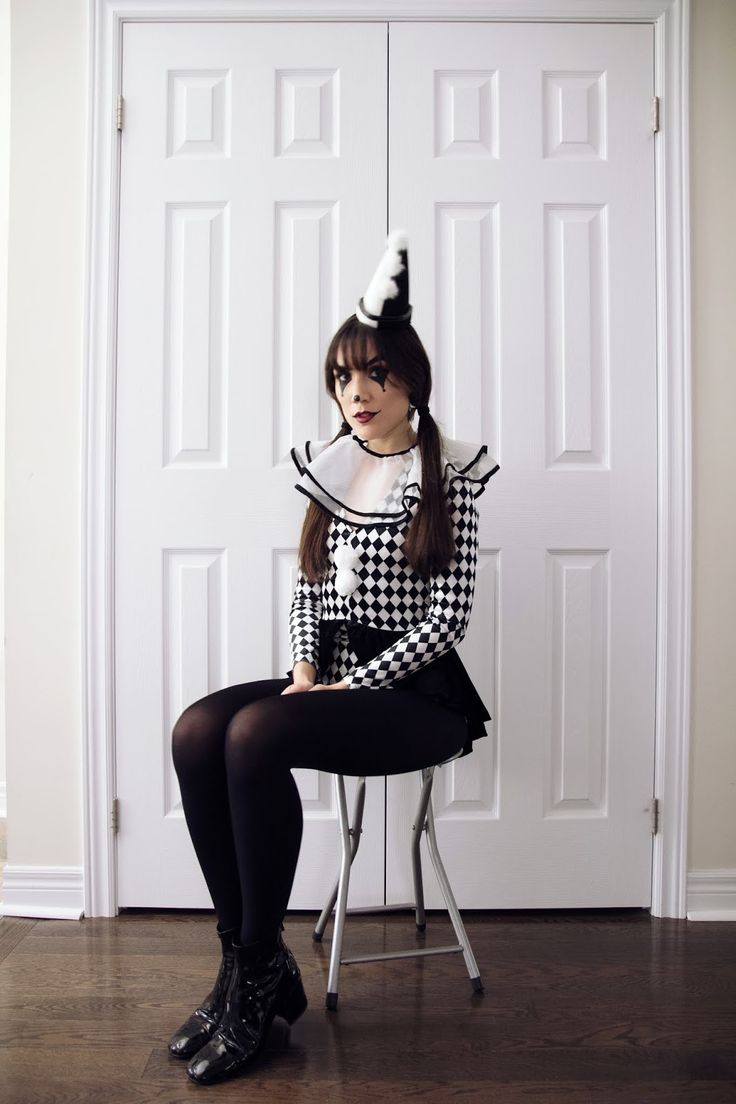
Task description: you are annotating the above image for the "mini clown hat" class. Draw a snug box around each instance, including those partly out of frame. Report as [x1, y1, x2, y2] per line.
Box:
[356, 229, 413, 329]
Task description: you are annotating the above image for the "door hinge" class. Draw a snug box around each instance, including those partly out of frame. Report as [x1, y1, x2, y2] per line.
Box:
[650, 797, 660, 836]
[116, 94, 124, 132]
[651, 96, 660, 133]
[111, 797, 120, 835]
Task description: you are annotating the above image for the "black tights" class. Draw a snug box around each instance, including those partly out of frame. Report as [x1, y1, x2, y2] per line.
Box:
[171, 678, 467, 945]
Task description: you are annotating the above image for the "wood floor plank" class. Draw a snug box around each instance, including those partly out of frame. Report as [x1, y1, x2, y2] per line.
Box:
[0, 915, 36, 963]
[0, 1074, 734, 1104]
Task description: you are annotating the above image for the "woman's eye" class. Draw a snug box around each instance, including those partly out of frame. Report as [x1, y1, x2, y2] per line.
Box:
[336, 367, 387, 383]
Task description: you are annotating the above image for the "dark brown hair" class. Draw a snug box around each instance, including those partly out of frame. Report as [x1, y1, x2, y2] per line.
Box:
[298, 315, 455, 582]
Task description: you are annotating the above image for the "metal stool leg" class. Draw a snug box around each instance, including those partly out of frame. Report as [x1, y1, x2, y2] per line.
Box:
[313, 777, 366, 942]
[411, 769, 435, 932]
[422, 766, 484, 993]
[325, 774, 364, 1010]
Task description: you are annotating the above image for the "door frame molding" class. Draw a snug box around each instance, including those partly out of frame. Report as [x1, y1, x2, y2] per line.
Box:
[83, 0, 691, 917]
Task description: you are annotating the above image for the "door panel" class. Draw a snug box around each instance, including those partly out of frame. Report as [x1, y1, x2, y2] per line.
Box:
[387, 22, 656, 906]
[115, 20, 388, 907]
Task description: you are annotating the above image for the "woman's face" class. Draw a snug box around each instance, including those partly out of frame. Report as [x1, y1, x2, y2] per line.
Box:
[333, 339, 414, 448]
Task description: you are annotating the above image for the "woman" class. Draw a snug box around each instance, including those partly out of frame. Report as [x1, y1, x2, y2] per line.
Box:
[168, 230, 499, 1085]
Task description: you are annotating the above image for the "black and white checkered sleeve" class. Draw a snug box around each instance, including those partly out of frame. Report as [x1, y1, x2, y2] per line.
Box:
[343, 480, 479, 690]
[288, 566, 323, 670]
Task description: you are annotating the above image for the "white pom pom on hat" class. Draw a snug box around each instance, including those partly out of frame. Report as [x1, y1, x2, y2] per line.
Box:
[356, 228, 413, 329]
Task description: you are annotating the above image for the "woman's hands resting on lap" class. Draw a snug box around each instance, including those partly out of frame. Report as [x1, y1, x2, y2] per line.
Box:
[282, 661, 348, 695]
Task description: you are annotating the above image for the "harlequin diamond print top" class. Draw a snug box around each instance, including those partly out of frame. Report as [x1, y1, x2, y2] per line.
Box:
[287, 430, 499, 751]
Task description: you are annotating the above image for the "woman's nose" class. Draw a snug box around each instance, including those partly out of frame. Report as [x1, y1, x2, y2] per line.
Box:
[348, 371, 374, 402]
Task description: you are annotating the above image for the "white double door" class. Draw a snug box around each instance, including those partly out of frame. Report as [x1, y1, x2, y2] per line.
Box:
[115, 19, 657, 911]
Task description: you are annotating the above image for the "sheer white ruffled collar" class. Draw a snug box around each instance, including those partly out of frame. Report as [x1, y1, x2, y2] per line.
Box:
[290, 431, 498, 527]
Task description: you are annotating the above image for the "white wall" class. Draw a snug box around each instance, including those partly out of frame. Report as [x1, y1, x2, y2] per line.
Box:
[0, 0, 733, 911]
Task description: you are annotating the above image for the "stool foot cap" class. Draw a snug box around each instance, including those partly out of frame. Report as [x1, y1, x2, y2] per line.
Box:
[326, 992, 338, 1011]
[415, 922, 426, 932]
[471, 976, 484, 993]
[312, 931, 323, 943]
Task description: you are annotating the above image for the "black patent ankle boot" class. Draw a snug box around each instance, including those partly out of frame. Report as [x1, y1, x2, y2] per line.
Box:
[168, 924, 238, 1059]
[185, 935, 307, 1085]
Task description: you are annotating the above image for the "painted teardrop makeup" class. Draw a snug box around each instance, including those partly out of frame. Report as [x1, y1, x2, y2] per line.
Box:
[333, 355, 389, 396]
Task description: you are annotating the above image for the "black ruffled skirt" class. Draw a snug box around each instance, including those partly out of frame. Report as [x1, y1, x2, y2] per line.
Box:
[315, 618, 492, 758]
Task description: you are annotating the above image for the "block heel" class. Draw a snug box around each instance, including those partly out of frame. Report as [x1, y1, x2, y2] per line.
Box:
[278, 977, 308, 1024]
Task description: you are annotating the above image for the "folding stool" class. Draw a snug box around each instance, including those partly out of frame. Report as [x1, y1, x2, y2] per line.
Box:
[312, 755, 484, 1010]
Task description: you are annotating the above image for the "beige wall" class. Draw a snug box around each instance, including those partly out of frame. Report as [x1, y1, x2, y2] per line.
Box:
[0, 0, 9, 815]
[1, 0, 734, 900]
[4, 0, 87, 864]
[688, 0, 736, 870]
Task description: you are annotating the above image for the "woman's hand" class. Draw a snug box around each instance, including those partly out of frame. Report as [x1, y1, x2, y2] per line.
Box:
[281, 678, 349, 695]
[282, 671, 350, 688]
[281, 678, 314, 695]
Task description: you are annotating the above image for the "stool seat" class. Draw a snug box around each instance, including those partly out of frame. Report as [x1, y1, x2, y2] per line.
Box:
[312, 756, 484, 1010]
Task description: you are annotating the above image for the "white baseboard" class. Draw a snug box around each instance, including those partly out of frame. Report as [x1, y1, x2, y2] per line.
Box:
[0, 864, 84, 920]
[687, 869, 736, 920]
[0, 861, 732, 921]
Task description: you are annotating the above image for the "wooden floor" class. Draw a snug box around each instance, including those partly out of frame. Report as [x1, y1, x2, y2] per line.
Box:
[1, 908, 735, 1103]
